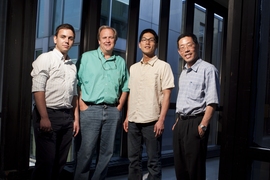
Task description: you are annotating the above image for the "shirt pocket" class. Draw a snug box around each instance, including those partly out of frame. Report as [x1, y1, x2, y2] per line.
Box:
[187, 81, 204, 100]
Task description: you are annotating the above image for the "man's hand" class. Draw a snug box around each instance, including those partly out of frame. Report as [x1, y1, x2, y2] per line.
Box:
[73, 120, 80, 137]
[79, 97, 88, 111]
[198, 126, 205, 138]
[116, 104, 122, 111]
[39, 117, 52, 132]
[154, 120, 164, 137]
[123, 118, 128, 132]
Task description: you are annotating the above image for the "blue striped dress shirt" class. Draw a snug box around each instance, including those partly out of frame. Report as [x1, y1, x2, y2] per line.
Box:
[176, 59, 219, 115]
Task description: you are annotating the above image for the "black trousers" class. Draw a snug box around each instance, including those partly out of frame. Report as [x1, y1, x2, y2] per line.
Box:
[173, 115, 210, 180]
[31, 107, 73, 180]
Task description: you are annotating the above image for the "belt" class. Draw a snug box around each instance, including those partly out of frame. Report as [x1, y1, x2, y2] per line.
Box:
[177, 112, 204, 120]
[84, 102, 118, 107]
[46, 107, 71, 113]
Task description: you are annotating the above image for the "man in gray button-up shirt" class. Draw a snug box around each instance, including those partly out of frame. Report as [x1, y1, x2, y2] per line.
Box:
[173, 32, 219, 180]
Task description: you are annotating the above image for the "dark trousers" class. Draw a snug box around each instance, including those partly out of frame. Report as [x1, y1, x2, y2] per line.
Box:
[127, 121, 162, 180]
[31, 107, 73, 180]
[173, 115, 210, 180]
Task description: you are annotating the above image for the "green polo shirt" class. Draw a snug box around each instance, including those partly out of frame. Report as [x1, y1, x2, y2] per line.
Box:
[77, 47, 129, 104]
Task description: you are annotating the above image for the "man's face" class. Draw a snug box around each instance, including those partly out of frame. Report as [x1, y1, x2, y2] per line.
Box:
[139, 32, 157, 57]
[54, 29, 74, 55]
[98, 28, 116, 54]
[177, 36, 199, 67]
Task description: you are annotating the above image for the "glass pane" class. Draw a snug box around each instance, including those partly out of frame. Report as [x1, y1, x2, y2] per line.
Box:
[139, 0, 160, 26]
[251, 2, 270, 178]
[252, 6, 270, 149]
[53, 0, 82, 33]
[137, 0, 160, 62]
[253, 48, 270, 148]
[63, 0, 82, 31]
[101, 0, 110, 25]
[251, 161, 270, 179]
[37, 0, 46, 38]
[35, 49, 43, 58]
[111, 0, 129, 39]
[210, 13, 224, 146]
[212, 13, 223, 71]
[260, 59, 270, 148]
[100, 0, 129, 39]
[114, 49, 126, 59]
[193, 4, 206, 60]
[68, 45, 79, 64]
[52, 0, 63, 34]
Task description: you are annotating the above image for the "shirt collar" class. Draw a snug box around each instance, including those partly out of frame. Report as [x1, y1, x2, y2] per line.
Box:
[184, 58, 202, 72]
[140, 55, 158, 66]
[53, 48, 71, 62]
[97, 47, 115, 61]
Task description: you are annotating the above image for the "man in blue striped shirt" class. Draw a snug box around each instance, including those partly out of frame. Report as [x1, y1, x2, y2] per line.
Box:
[173, 33, 220, 180]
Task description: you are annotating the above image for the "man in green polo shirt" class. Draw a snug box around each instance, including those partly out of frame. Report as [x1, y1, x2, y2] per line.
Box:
[74, 25, 129, 180]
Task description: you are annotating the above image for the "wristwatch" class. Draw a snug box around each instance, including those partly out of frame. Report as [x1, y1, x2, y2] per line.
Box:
[199, 124, 207, 132]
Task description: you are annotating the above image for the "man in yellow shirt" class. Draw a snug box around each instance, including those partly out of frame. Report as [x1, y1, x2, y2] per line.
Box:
[123, 29, 174, 180]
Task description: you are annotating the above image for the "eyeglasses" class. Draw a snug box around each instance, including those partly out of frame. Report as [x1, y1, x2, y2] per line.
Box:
[141, 37, 155, 43]
[98, 56, 117, 70]
[179, 43, 195, 52]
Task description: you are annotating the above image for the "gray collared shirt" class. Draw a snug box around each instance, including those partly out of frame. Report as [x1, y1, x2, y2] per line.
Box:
[176, 59, 219, 115]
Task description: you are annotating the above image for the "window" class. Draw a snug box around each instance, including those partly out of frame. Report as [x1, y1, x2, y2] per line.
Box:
[68, 45, 80, 64]
[35, 49, 43, 58]
[101, 0, 129, 39]
[194, 4, 206, 59]
[252, 2, 270, 150]
[253, 37, 270, 149]
[52, 0, 82, 33]
[198, 23, 205, 59]
[37, 0, 46, 38]
[212, 13, 224, 71]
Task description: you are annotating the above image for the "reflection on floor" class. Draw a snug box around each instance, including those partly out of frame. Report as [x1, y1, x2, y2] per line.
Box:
[106, 157, 220, 180]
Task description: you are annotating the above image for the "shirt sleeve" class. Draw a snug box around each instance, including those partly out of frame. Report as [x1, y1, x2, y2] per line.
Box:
[205, 65, 220, 105]
[161, 63, 175, 90]
[120, 60, 130, 92]
[76, 55, 84, 88]
[31, 53, 50, 92]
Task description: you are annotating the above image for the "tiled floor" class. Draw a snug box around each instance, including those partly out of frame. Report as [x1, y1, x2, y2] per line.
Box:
[106, 157, 220, 180]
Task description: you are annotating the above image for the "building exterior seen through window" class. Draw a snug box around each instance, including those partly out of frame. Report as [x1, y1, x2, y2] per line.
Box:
[52, 0, 82, 32]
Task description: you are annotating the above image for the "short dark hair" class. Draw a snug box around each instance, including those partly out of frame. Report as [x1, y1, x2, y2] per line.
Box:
[177, 32, 199, 49]
[139, 29, 158, 43]
[97, 25, 118, 42]
[55, 23, 75, 39]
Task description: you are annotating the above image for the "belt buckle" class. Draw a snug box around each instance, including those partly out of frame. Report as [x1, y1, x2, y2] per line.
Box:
[177, 113, 189, 120]
[177, 113, 188, 120]
[181, 115, 188, 120]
